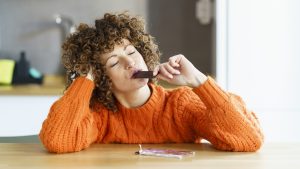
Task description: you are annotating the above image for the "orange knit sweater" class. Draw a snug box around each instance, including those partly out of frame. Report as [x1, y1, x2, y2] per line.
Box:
[39, 77, 264, 153]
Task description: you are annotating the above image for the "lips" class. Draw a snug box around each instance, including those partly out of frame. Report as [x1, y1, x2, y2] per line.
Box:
[131, 69, 142, 78]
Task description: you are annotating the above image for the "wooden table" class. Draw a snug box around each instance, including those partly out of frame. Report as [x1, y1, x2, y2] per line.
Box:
[0, 143, 299, 169]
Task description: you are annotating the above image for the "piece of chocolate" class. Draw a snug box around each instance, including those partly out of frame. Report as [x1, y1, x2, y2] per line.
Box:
[132, 71, 155, 78]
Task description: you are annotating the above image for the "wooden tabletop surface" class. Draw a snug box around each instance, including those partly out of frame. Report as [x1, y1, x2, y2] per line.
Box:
[0, 143, 299, 169]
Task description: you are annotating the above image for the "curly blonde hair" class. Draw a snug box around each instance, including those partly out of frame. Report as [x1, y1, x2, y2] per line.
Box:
[62, 12, 161, 112]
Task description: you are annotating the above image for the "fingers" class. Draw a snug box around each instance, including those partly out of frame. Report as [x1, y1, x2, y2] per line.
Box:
[153, 66, 159, 77]
[156, 73, 172, 82]
[86, 67, 94, 81]
[168, 55, 181, 67]
[159, 65, 173, 79]
[155, 62, 180, 79]
[164, 63, 180, 75]
[154, 54, 184, 80]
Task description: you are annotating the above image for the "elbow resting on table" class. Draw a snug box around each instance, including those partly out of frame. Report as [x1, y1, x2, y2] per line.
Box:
[39, 130, 87, 153]
[232, 132, 264, 152]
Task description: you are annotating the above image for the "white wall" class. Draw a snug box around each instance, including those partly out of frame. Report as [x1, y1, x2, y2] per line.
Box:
[0, 0, 148, 74]
[216, 0, 300, 142]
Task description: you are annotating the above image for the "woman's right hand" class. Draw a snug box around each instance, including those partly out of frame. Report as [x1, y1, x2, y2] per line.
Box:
[86, 68, 94, 81]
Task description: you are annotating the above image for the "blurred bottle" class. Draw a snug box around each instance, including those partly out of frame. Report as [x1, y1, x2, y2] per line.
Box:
[13, 51, 43, 84]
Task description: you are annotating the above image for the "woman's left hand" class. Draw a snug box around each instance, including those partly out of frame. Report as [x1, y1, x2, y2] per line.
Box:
[153, 54, 208, 87]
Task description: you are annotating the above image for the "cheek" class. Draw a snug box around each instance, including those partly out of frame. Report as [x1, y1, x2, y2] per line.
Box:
[107, 69, 126, 86]
[136, 55, 147, 67]
[107, 70, 120, 81]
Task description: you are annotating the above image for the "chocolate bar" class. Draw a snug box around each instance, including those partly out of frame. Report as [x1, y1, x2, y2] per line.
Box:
[132, 71, 155, 78]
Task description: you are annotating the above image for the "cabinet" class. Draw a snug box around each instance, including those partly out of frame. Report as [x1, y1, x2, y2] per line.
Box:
[0, 96, 59, 136]
[0, 75, 63, 136]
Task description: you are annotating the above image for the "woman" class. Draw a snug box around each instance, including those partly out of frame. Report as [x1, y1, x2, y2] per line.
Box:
[39, 12, 264, 153]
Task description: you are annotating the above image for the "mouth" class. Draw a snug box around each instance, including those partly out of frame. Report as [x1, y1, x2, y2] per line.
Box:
[131, 69, 143, 78]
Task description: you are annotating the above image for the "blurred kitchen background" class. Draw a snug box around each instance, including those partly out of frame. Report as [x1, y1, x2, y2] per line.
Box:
[0, 0, 214, 76]
[0, 0, 299, 143]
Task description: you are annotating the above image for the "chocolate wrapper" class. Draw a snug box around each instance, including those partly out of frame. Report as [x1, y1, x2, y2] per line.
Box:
[135, 144, 195, 159]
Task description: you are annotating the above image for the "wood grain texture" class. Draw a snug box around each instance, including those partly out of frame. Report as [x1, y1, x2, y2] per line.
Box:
[0, 143, 300, 169]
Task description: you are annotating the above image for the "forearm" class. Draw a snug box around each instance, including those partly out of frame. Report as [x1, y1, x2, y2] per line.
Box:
[39, 77, 98, 153]
[202, 102, 264, 152]
[192, 77, 264, 151]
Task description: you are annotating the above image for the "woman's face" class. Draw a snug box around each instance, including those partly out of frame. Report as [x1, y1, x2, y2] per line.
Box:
[101, 39, 149, 93]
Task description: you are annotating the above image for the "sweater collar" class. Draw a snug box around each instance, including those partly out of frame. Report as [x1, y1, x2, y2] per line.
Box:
[117, 83, 164, 114]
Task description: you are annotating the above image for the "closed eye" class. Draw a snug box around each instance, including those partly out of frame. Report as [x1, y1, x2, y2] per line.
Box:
[128, 51, 135, 55]
[110, 61, 119, 67]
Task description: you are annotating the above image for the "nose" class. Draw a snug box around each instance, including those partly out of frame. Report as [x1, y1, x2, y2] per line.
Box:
[122, 56, 135, 70]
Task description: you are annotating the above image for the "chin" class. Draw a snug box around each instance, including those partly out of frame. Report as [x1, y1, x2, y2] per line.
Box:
[128, 78, 148, 91]
[116, 79, 149, 92]
[135, 78, 149, 87]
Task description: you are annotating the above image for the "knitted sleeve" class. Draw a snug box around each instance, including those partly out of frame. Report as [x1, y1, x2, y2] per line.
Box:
[39, 77, 99, 153]
[186, 77, 264, 152]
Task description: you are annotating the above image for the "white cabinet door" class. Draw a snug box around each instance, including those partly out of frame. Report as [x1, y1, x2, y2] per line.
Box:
[0, 96, 59, 137]
[216, 0, 300, 142]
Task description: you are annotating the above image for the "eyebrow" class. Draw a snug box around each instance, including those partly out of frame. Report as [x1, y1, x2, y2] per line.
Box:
[104, 44, 131, 64]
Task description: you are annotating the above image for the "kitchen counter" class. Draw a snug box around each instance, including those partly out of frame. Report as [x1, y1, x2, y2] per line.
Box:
[0, 75, 180, 95]
[0, 75, 65, 95]
[0, 143, 300, 169]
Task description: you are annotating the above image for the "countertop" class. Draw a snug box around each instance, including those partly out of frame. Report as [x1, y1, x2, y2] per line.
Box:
[0, 75, 178, 96]
[0, 143, 300, 169]
[0, 75, 65, 95]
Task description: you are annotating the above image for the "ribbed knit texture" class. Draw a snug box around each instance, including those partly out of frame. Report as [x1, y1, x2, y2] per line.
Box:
[39, 76, 264, 153]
